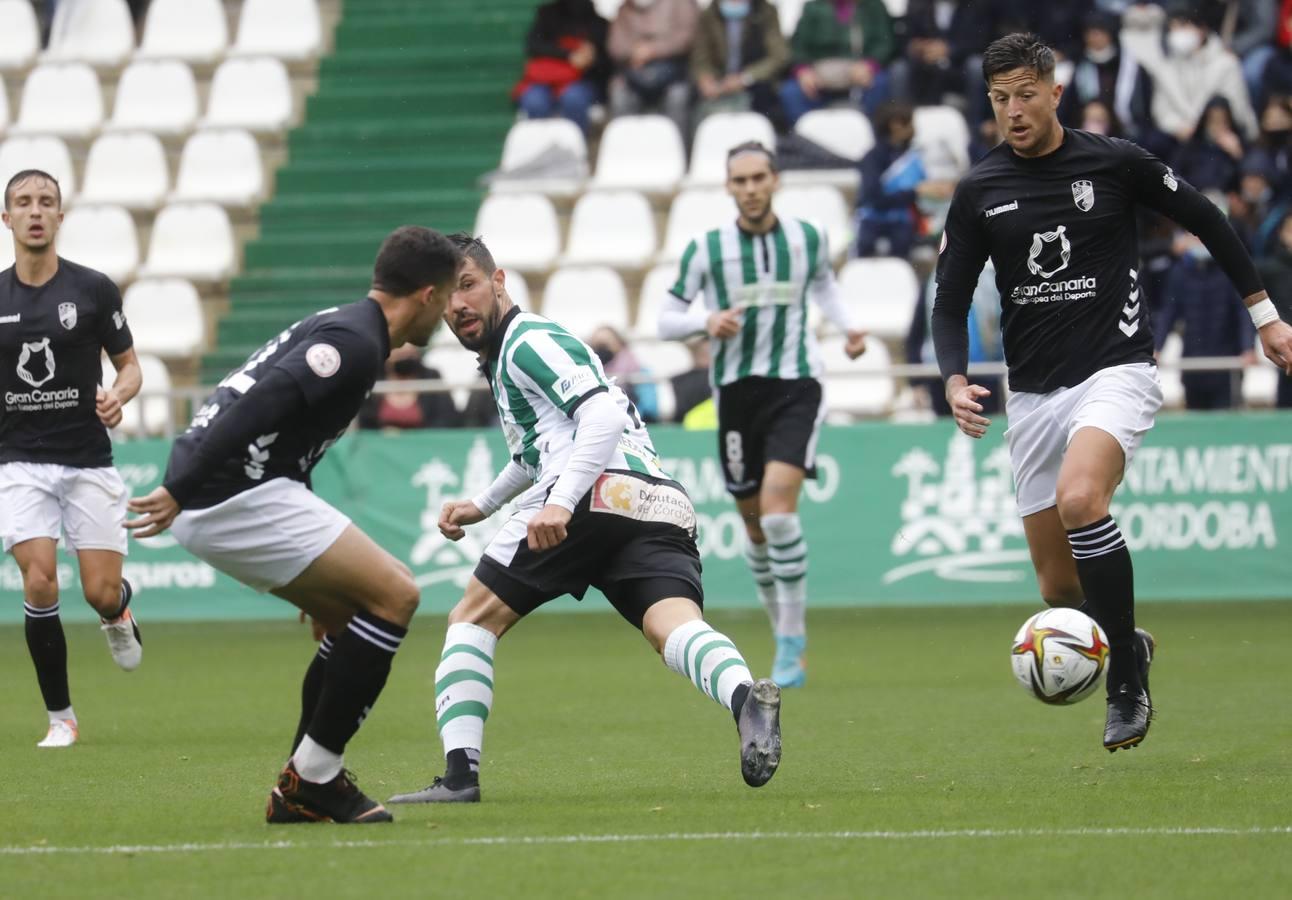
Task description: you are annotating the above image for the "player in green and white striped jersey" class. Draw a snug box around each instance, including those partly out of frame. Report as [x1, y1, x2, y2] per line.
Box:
[388, 234, 782, 805]
[659, 141, 867, 689]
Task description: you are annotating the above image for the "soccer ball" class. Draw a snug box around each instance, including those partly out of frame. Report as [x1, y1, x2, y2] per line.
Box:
[1010, 608, 1110, 704]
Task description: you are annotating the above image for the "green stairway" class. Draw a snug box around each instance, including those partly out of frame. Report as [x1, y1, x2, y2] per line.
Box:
[201, 0, 534, 383]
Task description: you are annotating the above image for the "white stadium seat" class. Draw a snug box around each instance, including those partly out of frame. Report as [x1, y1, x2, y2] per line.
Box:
[0, 227, 14, 268]
[203, 58, 294, 132]
[0, 0, 40, 70]
[58, 205, 139, 284]
[43, 0, 134, 67]
[635, 263, 703, 339]
[81, 132, 169, 210]
[12, 63, 103, 138]
[422, 345, 487, 409]
[1158, 331, 1184, 408]
[106, 60, 199, 136]
[493, 118, 587, 197]
[231, 0, 322, 62]
[794, 108, 874, 162]
[473, 193, 560, 272]
[657, 188, 738, 263]
[561, 190, 657, 268]
[1242, 356, 1280, 407]
[593, 0, 624, 18]
[686, 112, 776, 187]
[123, 278, 205, 357]
[541, 266, 630, 335]
[836, 257, 919, 342]
[172, 129, 264, 206]
[0, 136, 77, 200]
[106, 352, 172, 436]
[777, 0, 808, 36]
[914, 104, 971, 179]
[776, 185, 851, 263]
[633, 341, 693, 379]
[820, 335, 894, 417]
[137, 0, 228, 64]
[592, 115, 686, 194]
[140, 203, 236, 281]
[0, 75, 7, 136]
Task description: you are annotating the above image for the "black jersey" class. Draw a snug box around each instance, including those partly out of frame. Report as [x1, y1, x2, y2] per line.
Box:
[933, 128, 1263, 394]
[0, 258, 133, 468]
[165, 299, 390, 510]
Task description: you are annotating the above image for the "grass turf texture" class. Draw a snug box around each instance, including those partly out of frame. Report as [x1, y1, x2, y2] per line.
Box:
[1, 602, 1288, 899]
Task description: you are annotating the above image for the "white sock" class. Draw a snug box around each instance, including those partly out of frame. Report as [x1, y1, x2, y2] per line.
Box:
[762, 513, 807, 637]
[48, 706, 75, 725]
[744, 538, 778, 629]
[292, 734, 343, 783]
[437, 622, 497, 758]
[662, 620, 753, 712]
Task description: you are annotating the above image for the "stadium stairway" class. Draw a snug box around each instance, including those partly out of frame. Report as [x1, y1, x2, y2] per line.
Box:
[200, 0, 531, 383]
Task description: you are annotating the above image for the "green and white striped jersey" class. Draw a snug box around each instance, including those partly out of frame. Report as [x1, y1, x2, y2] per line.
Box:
[670, 216, 835, 387]
[485, 308, 671, 490]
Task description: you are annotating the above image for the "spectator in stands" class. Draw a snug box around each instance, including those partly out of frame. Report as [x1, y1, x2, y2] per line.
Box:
[690, 0, 789, 127]
[1121, 2, 1258, 157]
[855, 101, 953, 258]
[781, 0, 896, 125]
[1172, 96, 1246, 193]
[670, 338, 712, 424]
[358, 345, 463, 430]
[1208, 0, 1277, 108]
[1059, 11, 1149, 138]
[1255, 208, 1292, 406]
[1079, 99, 1119, 137]
[1254, 94, 1292, 202]
[1154, 221, 1257, 410]
[588, 324, 659, 420]
[607, 0, 700, 138]
[1227, 152, 1279, 253]
[1258, 4, 1292, 109]
[889, 0, 960, 107]
[514, 0, 611, 134]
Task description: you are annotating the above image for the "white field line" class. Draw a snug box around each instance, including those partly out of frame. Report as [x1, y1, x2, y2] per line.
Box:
[1, 826, 1290, 857]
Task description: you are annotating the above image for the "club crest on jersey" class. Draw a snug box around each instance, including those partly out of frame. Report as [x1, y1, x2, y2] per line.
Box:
[1071, 180, 1094, 212]
[58, 302, 77, 330]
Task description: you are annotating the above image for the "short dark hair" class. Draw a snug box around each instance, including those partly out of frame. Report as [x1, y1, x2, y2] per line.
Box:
[982, 33, 1056, 84]
[726, 140, 778, 174]
[873, 101, 915, 139]
[372, 225, 461, 296]
[447, 232, 497, 276]
[5, 169, 62, 209]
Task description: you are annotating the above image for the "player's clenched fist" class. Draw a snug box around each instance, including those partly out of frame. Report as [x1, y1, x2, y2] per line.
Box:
[439, 500, 485, 541]
[96, 386, 123, 429]
[527, 504, 572, 552]
[1258, 319, 1292, 375]
[706, 309, 743, 339]
[946, 376, 992, 439]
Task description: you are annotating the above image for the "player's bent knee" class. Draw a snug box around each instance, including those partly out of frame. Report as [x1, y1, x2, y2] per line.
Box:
[1055, 483, 1108, 528]
[23, 570, 59, 607]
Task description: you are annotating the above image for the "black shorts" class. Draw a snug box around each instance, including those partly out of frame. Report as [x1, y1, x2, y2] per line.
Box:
[715, 376, 824, 499]
[474, 471, 704, 630]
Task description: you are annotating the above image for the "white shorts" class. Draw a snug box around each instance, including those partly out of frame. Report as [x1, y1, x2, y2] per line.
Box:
[0, 462, 129, 555]
[1004, 363, 1163, 518]
[171, 477, 351, 592]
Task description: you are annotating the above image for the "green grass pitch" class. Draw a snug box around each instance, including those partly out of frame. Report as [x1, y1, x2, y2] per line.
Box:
[1, 602, 1289, 898]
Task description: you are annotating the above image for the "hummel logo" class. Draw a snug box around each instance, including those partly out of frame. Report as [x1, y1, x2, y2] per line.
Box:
[985, 201, 1019, 218]
[1123, 302, 1140, 319]
[1119, 268, 1141, 337]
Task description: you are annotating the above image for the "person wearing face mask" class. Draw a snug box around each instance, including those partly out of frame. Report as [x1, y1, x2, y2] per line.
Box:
[1058, 11, 1149, 138]
[357, 344, 464, 431]
[1227, 152, 1279, 252]
[1120, 2, 1258, 156]
[587, 324, 659, 421]
[607, 0, 700, 138]
[1171, 95, 1245, 194]
[690, 0, 789, 127]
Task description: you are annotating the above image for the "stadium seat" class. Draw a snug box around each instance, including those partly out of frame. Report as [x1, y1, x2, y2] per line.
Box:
[473, 193, 561, 272]
[657, 189, 738, 263]
[775, 185, 852, 264]
[42, 0, 134, 67]
[0, 135, 77, 200]
[633, 340, 693, 379]
[686, 112, 776, 187]
[820, 335, 894, 417]
[123, 278, 205, 357]
[136, 0, 228, 64]
[592, 115, 686, 194]
[493, 118, 587, 197]
[105, 353, 172, 436]
[58, 205, 139, 284]
[139, 203, 236, 282]
[836, 258, 919, 342]
[0, 76, 7, 135]
[1242, 357, 1280, 407]
[230, 0, 322, 62]
[0, 226, 13, 268]
[500, 269, 531, 310]
[80, 132, 169, 210]
[593, 0, 624, 19]
[914, 105, 971, 179]
[172, 129, 264, 206]
[203, 58, 294, 132]
[12, 63, 104, 138]
[0, 0, 40, 70]
[635, 263, 705, 339]
[561, 190, 657, 268]
[422, 345, 487, 410]
[1158, 332, 1184, 408]
[105, 60, 199, 136]
[541, 266, 630, 335]
[794, 108, 874, 163]
[777, 0, 808, 36]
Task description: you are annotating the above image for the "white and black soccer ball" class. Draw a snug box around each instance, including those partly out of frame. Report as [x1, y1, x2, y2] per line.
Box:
[1010, 608, 1110, 705]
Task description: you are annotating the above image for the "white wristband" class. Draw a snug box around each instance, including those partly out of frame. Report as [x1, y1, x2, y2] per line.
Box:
[1248, 298, 1281, 328]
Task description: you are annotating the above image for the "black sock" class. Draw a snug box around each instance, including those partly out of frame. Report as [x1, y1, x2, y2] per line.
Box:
[1076, 599, 1097, 620]
[103, 578, 134, 622]
[291, 635, 334, 754]
[731, 681, 751, 723]
[305, 611, 406, 754]
[25, 602, 70, 712]
[445, 748, 480, 788]
[1066, 515, 1141, 693]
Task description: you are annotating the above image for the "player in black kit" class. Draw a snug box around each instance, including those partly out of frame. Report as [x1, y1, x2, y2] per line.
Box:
[933, 35, 1292, 751]
[0, 170, 144, 749]
[127, 226, 462, 823]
